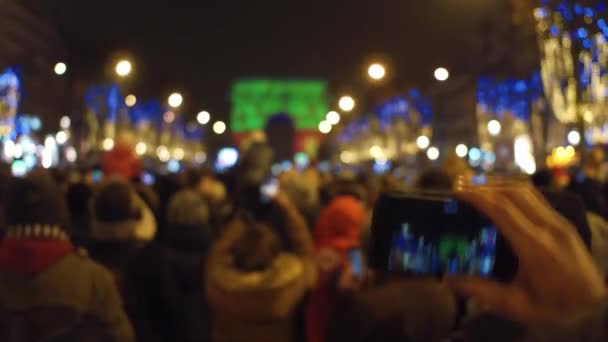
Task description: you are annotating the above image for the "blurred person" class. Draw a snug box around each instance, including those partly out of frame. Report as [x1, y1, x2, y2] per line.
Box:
[447, 185, 607, 341]
[327, 280, 457, 342]
[88, 180, 157, 293]
[567, 176, 608, 275]
[125, 190, 213, 342]
[66, 182, 94, 246]
[280, 170, 320, 227]
[103, 140, 142, 181]
[190, 169, 230, 229]
[306, 195, 366, 342]
[416, 167, 453, 191]
[205, 193, 317, 342]
[0, 174, 134, 341]
[531, 169, 554, 188]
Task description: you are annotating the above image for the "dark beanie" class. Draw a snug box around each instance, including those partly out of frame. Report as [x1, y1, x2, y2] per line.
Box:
[93, 181, 141, 223]
[6, 174, 70, 230]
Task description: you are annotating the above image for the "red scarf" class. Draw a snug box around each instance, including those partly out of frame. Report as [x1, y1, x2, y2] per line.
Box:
[0, 238, 74, 275]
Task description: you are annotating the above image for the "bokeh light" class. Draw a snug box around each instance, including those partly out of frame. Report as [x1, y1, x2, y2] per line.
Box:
[319, 120, 332, 134]
[54, 62, 67, 75]
[197, 111, 211, 125]
[488, 120, 502, 136]
[168, 93, 183, 108]
[115, 60, 132, 77]
[326, 111, 341, 125]
[416, 135, 430, 149]
[455, 144, 468, 158]
[60, 116, 71, 130]
[427, 147, 440, 160]
[338, 96, 355, 112]
[567, 130, 581, 146]
[434, 67, 449, 81]
[102, 138, 114, 151]
[125, 94, 137, 107]
[213, 121, 227, 134]
[368, 63, 386, 80]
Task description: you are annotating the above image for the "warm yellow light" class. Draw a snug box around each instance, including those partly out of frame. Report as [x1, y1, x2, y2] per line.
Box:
[368, 63, 386, 80]
[172, 147, 185, 160]
[163, 111, 175, 124]
[115, 60, 132, 77]
[339, 96, 356, 112]
[213, 121, 227, 134]
[427, 147, 440, 160]
[135, 142, 147, 156]
[416, 135, 430, 149]
[326, 111, 341, 125]
[319, 121, 332, 134]
[197, 111, 211, 125]
[125, 94, 137, 107]
[55, 131, 68, 145]
[60, 116, 71, 130]
[102, 138, 114, 151]
[54, 62, 67, 75]
[455, 144, 468, 158]
[369, 145, 383, 159]
[488, 120, 502, 136]
[156, 146, 170, 162]
[168, 93, 183, 108]
[434, 67, 449, 81]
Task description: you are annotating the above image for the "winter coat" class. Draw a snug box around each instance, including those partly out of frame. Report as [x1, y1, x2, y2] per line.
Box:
[124, 229, 212, 342]
[206, 203, 316, 342]
[0, 237, 134, 341]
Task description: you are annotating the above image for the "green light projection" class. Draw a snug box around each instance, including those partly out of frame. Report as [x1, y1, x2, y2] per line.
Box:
[231, 80, 329, 133]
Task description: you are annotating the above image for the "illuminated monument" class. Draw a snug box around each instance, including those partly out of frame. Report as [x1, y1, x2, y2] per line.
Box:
[231, 79, 329, 160]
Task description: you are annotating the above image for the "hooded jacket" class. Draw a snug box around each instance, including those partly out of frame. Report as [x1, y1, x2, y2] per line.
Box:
[206, 199, 316, 342]
[0, 227, 134, 341]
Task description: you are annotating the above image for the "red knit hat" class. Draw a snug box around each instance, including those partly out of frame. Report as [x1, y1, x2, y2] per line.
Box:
[314, 196, 365, 252]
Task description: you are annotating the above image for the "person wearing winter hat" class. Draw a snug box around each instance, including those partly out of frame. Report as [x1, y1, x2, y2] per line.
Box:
[124, 189, 214, 342]
[206, 193, 317, 342]
[0, 174, 134, 341]
[306, 195, 366, 342]
[88, 179, 157, 294]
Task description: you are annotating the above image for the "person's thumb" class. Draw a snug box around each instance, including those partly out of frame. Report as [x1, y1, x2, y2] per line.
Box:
[445, 276, 532, 323]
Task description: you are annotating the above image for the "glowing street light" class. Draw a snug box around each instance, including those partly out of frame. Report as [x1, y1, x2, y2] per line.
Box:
[368, 63, 386, 81]
[568, 130, 581, 146]
[60, 116, 71, 130]
[168, 93, 183, 108]
[319, 120, 332, 134]
[197, 111, 211, 125]
[427, 147, 440, 160]
[416, 135, 430, 150]
[125, 95, 137, 107]
[55, 131, 68, 145]
[339, 96, 356, 112]
[54, 62, 67, 75]
[115, 60, 132, 77]
[102, 138, 115, 151]
[455, 144, 468, 158]
[488, 120, 502, 136]
[135, 142, 147, 156]
[213, 121, 226, 134]
[326, 111, 341, 125]
[434, 67, 449, 82]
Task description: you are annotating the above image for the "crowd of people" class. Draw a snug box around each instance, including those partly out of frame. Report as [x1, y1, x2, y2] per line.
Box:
[0, 142, 607, 341]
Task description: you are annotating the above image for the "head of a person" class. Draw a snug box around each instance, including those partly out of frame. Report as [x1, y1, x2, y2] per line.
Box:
[165, 190, 213, 246]
[416, 168, 453, 191]
[66, 182, 93, 217]
[91, 179, 153, 241]
[190, 169, 227, 204]
[531, 169, 554, 188]
[5, 174, 70, 237]
[237, 142, 274, 187]
[568, 177, 608, 218]
[314, 196, 365, 252]
[232, 222, 282, 272]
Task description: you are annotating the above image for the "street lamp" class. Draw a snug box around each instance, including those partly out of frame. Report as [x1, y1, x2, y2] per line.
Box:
[434, 67, 449, 82]
[168, 93, 183, 108]
[488, 120, 502, 136]
[326, 111, 341, 125]
[54, 62, 67, 76]
[568, 130, 581, 146]
[368, 63, 386, 81]
[427, 147, 440, 160]
[455, 144, 468, 158]
[197, 111, 211, 125]
[416, 135, 430, 150]
[60, 116, 71, 130]
[115, 60, 132, 77]
[319, 121, 332, 134]
[125, 94, 137, 107]
[213, 121, 226, 134]
[339, 96, 355, 112]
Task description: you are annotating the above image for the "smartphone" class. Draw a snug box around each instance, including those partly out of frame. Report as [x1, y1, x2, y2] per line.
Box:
[370, 192, 516, 281]
[91, 169, 103, 183]
[260, 177, 279, 203]
[349, 249, 366, 280]
[142, 172, 155, 186]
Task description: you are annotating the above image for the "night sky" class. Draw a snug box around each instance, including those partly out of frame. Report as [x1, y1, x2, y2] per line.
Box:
[44, 0, 509, 123]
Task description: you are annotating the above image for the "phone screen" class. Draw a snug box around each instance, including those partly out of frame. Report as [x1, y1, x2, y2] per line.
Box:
[370, 194, 514, 280]
[260, 177, 279, 203]
[349, 249, 365, 279]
